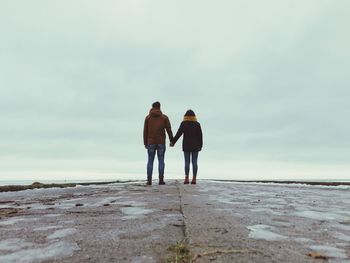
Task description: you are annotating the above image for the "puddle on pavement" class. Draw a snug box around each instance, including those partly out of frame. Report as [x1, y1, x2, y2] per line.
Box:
[309, 245, 348, 259]
[0, 217, 39, 226]
[131, 255, 156, 263]
[47, 228, 77, 240]
[247, 224, 288, 241]
[121, 207, 153, 219]
[0, 240, 80, 263]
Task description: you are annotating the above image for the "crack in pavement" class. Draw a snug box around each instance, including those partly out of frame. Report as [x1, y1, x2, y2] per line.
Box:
[176, 180, 188, 240]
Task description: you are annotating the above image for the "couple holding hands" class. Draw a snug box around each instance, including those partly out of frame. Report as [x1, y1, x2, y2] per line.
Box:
[143, 101, 203, 185]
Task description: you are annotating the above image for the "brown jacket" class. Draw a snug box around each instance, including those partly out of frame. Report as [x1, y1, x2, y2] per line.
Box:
[144, 108, 173, 146]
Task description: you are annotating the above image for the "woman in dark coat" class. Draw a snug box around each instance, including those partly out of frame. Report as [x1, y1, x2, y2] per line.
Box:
[171, 110, 203, 184]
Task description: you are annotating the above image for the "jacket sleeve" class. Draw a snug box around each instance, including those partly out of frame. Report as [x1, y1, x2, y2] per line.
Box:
[143, 117, 148, 146]
[173, 122, 184, 144]
[198, 123, 203, 150]
[165, 117, 174, 142]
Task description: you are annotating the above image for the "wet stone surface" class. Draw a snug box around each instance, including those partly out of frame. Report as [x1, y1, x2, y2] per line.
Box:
[0, 180, 349, 262]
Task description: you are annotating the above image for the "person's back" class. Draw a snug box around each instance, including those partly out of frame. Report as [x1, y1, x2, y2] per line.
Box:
[144, 108, 171, 146]
[172, 110, 203, 184]
[143, 101, 173, 185]
[179, 120, 202, 153]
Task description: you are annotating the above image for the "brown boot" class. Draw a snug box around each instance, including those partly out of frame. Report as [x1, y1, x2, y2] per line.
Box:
[184, 176, 189, 184]
[191, 176, 197, 184]
[147, 176, 152, 186]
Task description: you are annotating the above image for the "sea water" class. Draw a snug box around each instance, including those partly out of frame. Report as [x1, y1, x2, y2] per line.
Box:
[0, 179, 115, 186]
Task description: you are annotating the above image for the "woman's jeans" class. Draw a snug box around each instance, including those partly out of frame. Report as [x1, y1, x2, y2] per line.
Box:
[184, 151, 199, 177]
[147, 144, 166, 179]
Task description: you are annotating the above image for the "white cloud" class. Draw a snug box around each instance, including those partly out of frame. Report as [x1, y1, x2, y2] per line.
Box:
[0, 0, 349, 179]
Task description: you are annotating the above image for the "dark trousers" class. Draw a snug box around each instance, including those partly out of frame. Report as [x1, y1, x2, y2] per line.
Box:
[184, 151, 199, 177]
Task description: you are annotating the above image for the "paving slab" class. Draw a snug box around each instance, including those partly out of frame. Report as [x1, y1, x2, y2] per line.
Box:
[0, 180, 349, 263]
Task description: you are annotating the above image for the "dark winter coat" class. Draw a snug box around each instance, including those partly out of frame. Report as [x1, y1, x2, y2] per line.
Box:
[143, 108, 173, 146]
[173, 120, 203, 152]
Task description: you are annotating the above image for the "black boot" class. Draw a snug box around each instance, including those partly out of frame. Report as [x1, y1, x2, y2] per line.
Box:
[159, 176, 166, 185]
[147, 177, 152, 186]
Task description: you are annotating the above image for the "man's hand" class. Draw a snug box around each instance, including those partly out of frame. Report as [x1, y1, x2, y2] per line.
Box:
[145, 145, 148, 149]
[170, 142, 175, 147]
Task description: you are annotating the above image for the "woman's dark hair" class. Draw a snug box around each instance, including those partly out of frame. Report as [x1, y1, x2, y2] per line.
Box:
[152, 101, 161, 109]
[184, 109, 195, 116]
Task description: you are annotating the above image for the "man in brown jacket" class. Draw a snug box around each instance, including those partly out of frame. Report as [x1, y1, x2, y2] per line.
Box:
[143, 101, 173, 185]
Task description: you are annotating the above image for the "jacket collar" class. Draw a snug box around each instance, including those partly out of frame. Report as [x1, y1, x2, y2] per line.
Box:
[183, 116, 197, 122]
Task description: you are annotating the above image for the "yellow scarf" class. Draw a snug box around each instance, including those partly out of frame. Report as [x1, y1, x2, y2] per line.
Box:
[183, 116, 197, 122]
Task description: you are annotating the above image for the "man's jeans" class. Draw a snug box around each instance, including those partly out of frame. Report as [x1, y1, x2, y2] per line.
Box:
[184, 151, 199, 177]
[147, 144, 166, 178]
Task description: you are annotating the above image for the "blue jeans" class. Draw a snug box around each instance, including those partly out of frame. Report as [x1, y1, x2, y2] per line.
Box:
[184, 151, 199, 177]
[147, 144, 166, 178]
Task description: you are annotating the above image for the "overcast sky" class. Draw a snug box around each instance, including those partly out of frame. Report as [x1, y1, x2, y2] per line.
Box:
[1, 1, 350, 181]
